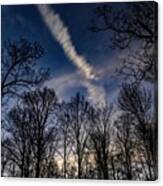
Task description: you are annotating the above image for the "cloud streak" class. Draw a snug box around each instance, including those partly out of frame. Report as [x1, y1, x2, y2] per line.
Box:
[37, 4, 96, 80]
[44, 72, 107, 107]
[37, 4, 106, 107]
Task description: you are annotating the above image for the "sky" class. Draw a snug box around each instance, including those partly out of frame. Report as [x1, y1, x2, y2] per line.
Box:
[1, 3, 127, 105]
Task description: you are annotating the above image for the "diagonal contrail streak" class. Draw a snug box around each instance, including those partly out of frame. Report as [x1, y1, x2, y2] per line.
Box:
[37, 4, 106, 107]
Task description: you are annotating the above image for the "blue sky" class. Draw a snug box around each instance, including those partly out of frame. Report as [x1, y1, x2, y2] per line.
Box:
[1, 3, 126, 104]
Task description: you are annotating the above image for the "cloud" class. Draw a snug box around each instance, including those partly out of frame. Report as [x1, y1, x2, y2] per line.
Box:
[84, 81, 106, 107]
[37, 4, 96, 80]
[44, 72, 82, 100]
[44, 44, 128, 105]
[44, 72, 106, 107]
[37, 4, 106, 107]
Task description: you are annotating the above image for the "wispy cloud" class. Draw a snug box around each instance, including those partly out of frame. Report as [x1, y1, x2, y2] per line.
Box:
[45, 71, 107, 106]
[44, 72, 82, 100]
[37, 5, 96, 80]
[37, 4, 106, 107]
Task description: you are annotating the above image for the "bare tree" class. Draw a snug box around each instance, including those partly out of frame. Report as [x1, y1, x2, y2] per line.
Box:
[56, 102, 74, 178]
[114, 113, 135, 179]
[1, 139, 12, 176]
[91, 2, 157, 48]
[1, 39, 51, 176]
[67, 93, 90, 178]
[3, 88, 58, 177]
[117, 83, 157, 180]
[90, 5, 158, 178]
[2, 108, 32, 177]
[88, 106, 113, 179]
[118, 83, 151, 134]
[1, 39, 49, 102]
[90, 2, 158, 82]
[40, 157, 60, 178]
[23, 88, 58, 177]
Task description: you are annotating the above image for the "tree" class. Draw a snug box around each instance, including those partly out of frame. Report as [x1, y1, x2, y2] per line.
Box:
[56, 102, 74, 178]
[1, 39, 51, 173]
[118, 83, 151, 135]
[90, 2, 157, 179]
[88, 106, 112, 179]
[114, 113, 135, 179]
[91, 2, 157, 48]
[23, 88, 58, 177]
[3, 88, 58, 177]
[2, 108, 33, 177]
[1, 39, 49, 102]
[117, 83, 157, 180]
[1, 139, 11, 176]
[40, 157, 60, 178]
[90, 2, 158, 82]
[67, 93, 91, 178]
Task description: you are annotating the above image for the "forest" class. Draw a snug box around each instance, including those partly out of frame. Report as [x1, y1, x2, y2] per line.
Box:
[1, 2, 157, 180]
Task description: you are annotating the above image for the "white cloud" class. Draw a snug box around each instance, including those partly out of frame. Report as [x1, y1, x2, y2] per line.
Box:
[44, 72, 82, 100]
[44, 48, 127, 105]
[44, 71, 106, 107]
[37, 4, 106, 107]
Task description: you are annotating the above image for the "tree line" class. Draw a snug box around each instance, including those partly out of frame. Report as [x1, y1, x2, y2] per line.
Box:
[1, 84, 157, 179]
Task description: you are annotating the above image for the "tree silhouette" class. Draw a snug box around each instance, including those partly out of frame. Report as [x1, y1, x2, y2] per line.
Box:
[56, 102, 74, 178]
[1, 39, 50, 102]
[117, 83, 157, 180]
[2, 88, 58, 177]
[67, 93, 91, 178]
[91, 2, 157, 48]
[88, 106, 113, 179]
[1, 87, 157, 179]
[90, 2, 158, 83]
[114, 113, 135, 179]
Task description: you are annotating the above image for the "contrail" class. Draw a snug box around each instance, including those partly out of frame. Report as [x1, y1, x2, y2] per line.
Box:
[37, 4, 106, 107]
[84, 81, 106, 107]
[37, 4, 96, 80]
